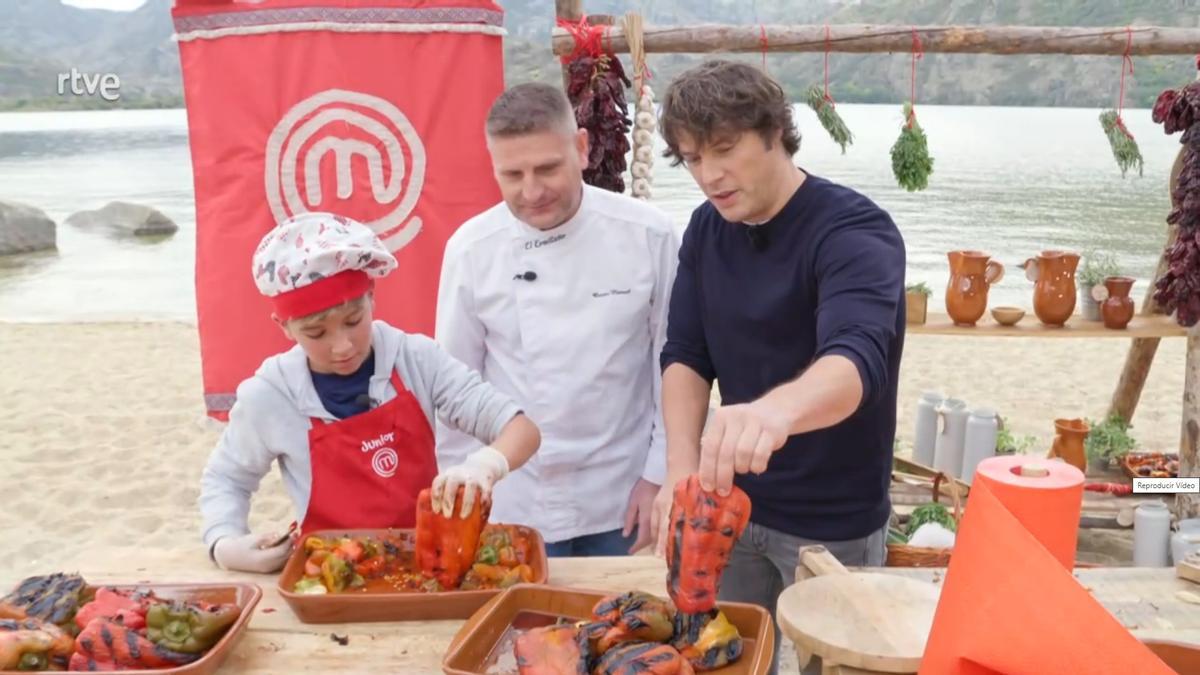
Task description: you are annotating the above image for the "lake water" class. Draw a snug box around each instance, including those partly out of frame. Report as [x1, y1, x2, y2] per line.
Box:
[0, 103, 1184, 322]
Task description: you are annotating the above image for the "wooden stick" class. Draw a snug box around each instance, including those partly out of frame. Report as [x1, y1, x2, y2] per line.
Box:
[551, 23, 1200, 56]
[554, 0, 583, 91]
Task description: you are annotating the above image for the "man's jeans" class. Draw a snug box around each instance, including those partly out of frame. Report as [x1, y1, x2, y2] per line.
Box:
[718, 520, 888, 675]
[544, 527, 637, 557]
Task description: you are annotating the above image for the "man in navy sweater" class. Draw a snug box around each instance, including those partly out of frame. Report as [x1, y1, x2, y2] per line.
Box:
[648, 60, 906, 674]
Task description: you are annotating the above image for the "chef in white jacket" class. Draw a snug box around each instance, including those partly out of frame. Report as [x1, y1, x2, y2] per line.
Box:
[435, 82, 680, 556]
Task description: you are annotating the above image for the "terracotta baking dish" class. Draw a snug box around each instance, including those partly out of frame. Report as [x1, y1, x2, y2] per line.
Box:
[0, 581, 261, 675]
[278, 526, 548, 623]
[441, 583, 775, 675]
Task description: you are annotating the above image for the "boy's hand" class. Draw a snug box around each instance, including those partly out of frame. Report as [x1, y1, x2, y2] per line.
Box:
[431, 446, 509, 518]
[212, 531, 294, 573]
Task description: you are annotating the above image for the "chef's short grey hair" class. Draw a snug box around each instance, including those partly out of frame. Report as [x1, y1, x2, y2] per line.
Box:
[486, 82, 578, 139]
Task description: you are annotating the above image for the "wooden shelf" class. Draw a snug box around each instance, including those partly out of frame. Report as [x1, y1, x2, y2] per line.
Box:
[909, 312, 1187, 338]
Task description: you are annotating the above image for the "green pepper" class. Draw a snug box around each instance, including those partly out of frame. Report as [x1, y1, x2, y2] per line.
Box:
[17, 652, 47, 671]
[321, 553, 353, 592]
[145, 601, 239, 654]
[293, 578, 327, 595]
[476, 545, 499, 565]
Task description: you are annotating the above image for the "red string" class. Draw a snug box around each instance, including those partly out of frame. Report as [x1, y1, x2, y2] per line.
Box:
[759, 25, 769, 72]
[908, 28, 924, 128]
[1115, 26, 1135, 139]
[823, 25, 834, 105]
[556, 14, 606, 63]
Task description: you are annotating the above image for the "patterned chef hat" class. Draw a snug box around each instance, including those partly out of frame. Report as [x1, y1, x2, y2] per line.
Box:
[251, 212, 396, 321]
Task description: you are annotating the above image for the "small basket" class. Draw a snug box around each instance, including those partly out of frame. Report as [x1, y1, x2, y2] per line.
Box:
[886, 472, 962, 567]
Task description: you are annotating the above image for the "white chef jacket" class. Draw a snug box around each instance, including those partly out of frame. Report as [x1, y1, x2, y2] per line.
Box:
[435, 184, 680, 543]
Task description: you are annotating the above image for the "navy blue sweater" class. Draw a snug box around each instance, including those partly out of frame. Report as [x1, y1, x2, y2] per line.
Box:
[660, 173, 906, 542]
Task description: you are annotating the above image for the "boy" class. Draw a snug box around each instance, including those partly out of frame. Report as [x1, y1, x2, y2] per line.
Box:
[199, 212, 540, 573]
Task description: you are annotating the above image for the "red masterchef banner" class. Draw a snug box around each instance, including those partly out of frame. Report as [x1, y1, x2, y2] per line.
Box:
[171, 0, 505, 419]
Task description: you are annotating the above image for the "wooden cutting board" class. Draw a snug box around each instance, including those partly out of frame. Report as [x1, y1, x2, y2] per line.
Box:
[776, 546, 941, 674]
[1178, 551, 1200, 585]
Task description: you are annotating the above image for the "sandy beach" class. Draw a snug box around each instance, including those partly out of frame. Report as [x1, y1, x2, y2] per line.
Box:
[0, 321, 1187, 575]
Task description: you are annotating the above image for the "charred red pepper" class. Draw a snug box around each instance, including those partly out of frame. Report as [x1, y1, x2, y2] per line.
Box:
[74, 588, 150, 632]
[671, 608, 743, 671]
[0, 573, 89, 629]
[415, 486, 489, 590]
[0, 618, 74, 671]
[513, 624, 591, 675]
[588, 592, 676, 653]
[73, 618, 198, 670]
[665, 475, 751, 614]
[592, 641, 696, 675]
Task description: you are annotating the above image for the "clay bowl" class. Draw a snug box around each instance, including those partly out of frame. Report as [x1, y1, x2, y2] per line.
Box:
[991, 306, 1025, 326]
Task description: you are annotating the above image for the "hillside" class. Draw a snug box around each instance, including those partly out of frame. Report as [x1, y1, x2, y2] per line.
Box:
[0, 0, 1198, 111]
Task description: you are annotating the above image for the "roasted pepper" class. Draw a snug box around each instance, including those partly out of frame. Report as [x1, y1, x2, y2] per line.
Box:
[671, 608, 743, 671]
[74, 588, 148, 632]
[513, 624, 591, 675]
[74, 618, 198, 670]
[292, 578, 327, 595]
[0, 618, 74, 671]
[144, 600, 239, 654]
[592, 641, 696, 675]
[665, 475, 751, 614]
[0, 573, 89, 630]
[320, 553, 356, 593]
[415, 486, 490, 590]
[588, 592, 676, 653]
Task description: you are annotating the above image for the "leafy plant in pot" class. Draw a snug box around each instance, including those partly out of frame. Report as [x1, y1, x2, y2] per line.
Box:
[1084, 413, 1137, 473]
[1078, 251, 1119, 322]
[906, 282, 931, 325]
[995, 417, 1036, 455]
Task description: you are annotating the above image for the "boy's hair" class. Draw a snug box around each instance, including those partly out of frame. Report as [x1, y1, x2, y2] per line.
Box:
[288, 293, 370, 328]
[658, 59, 801, 166]
[485, 82, 577, 139]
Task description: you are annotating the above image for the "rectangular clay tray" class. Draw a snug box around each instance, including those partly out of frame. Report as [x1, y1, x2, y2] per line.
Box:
[278, 526, 549, 623]
[441, 584, 775, 675]
[1121, 452, 1180, 479]
[0, 581, 261, 675]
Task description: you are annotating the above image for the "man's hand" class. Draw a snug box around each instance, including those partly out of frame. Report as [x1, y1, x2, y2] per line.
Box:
[623, 478, 660, 554]
[699, 400, 790, 495]
[212, 531, 295, 573]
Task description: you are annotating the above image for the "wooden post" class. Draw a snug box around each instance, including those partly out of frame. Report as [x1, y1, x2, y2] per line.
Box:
[1179, 326, 1200, 521]
[1109, 148, 1186, 422]
[555, 0, 583, 90]
[551, 23, 1200, 57]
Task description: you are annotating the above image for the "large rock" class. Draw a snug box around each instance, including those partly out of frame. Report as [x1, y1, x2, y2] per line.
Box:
[0, 201, 56, 256]
[65, 201, 178, 237]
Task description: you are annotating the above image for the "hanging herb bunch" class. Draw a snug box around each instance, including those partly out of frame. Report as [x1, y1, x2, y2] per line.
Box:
[1150, 67, 1200, 326]
[1100, 110, 1144, 178]
[565, 52, 632, 193]
[806, 85, 853, 154]
[890, 102, 934, 192]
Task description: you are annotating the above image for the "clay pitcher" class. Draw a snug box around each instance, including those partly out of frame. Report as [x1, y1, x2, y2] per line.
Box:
[1021, 251, 1080, 327]
[945, 251, 1004, 326]
[1100, 276, 1135, 329]
[1047, 418, 1089, 473]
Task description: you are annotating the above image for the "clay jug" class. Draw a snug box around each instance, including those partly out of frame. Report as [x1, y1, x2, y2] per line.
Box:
[1099, 275, 1135, 329]
[1046, 418, 1089, 473]
[1021, 250, 1080, 327]
[945, 251, 1004, 326]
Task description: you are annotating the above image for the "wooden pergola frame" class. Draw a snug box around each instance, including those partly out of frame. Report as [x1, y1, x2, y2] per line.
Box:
[554, 0, 1200, 521]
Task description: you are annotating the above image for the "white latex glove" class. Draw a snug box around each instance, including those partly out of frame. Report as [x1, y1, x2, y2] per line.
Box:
[431, 446, 509, 518]
[212, 531, 294, 573]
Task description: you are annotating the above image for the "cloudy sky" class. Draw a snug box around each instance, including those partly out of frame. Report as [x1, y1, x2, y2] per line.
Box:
[62, 0, 149, 10]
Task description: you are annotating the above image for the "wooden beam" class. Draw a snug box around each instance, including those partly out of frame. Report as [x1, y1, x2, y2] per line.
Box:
[1178, 326, 1200, 522]
[1110, 147, 1186, 423]
[551, 23, 1200, 57]
[555, 0, 583, 91]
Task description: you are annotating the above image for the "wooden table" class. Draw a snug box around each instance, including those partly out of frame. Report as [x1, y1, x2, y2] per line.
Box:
[6, 547, 1200, 674]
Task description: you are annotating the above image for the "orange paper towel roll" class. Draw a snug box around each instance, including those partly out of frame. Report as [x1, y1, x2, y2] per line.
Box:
[973, 455, 1085, 568]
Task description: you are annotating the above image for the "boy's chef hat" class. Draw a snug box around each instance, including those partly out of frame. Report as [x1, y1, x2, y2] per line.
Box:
[252, 212, 396, 321]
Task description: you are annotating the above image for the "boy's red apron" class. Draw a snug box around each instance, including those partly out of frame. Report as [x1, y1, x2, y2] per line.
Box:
[171, 0, 505, 420]
[301, 370, 437, 533]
